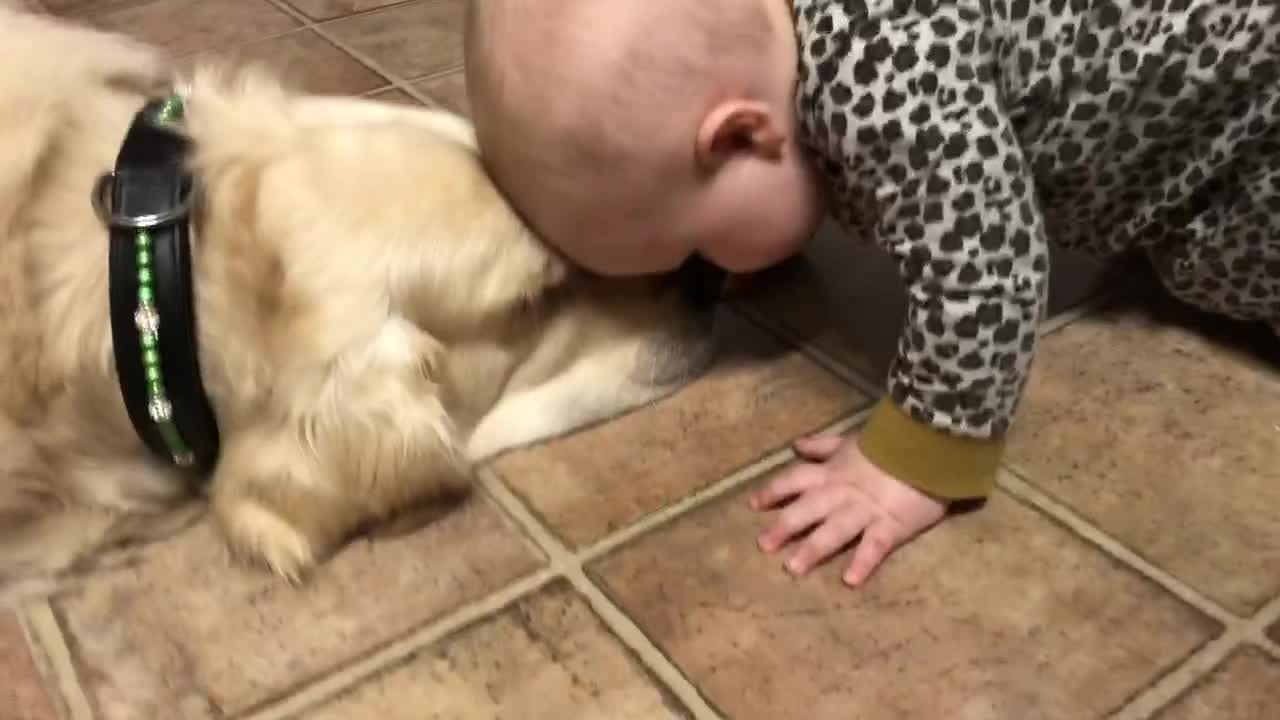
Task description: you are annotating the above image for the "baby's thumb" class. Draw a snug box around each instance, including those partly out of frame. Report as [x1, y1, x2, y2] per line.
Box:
[793, 434, 845, 461]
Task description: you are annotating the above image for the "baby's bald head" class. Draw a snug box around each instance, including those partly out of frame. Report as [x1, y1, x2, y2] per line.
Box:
[465, 0, 823, 276]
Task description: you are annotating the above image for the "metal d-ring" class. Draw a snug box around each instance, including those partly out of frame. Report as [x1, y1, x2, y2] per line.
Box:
[92, 171, 195, 230]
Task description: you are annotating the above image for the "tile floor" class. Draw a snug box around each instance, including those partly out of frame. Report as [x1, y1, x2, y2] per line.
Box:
[3, 1, 1280, 719]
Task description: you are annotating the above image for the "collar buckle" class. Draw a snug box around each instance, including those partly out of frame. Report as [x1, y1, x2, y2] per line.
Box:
[92, 170, 196, 230]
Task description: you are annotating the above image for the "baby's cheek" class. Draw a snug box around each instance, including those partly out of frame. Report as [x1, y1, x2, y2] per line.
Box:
[700, 231, 797, 273]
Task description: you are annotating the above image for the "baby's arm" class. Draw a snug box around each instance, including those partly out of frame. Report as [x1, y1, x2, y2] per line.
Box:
[754, 3, 1049, 587]
[833, 6, 1049, 500]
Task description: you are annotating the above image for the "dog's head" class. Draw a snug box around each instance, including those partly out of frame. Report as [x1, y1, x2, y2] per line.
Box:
[177, 71, 728, 461]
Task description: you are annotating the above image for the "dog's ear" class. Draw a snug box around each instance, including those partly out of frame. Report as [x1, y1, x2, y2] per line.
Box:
[382, 135, 573, 336]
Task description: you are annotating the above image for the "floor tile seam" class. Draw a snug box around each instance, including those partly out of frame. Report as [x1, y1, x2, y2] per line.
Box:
[237, 566, 557, 720]
[1240, 595, 1280, 656]
[735, 285, 1121, 402]
[477, 469, 579, 569]
[560, 563, 725, 720]
[401, 63, 465, 85]
[1108, 629, 1248, 720]
[1257, 635, 1280, 659]
[278, 0, 423, 25]
[167, 22, 313, 61]
[296, 1, 467, 99]
[576, 409, 871, 565]
[732, 303, 883, 400]
[261, 0, 316, 25]
[998, 470, 1241, 628]
[476, 471, 723, 719]
[1245, 594, 1280, 632]
[265, 0, 437, 105]
[1038, 288, 1124, 337]
[20, 602, 95, 720]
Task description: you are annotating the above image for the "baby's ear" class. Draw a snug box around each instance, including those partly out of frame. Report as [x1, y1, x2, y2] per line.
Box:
[695, 99, 785, 170]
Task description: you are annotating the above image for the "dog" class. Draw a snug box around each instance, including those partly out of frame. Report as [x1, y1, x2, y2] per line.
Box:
[0, 8, 723, 598]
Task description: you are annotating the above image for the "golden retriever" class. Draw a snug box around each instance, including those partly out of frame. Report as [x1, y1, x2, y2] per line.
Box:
[0, 8, 722, 598]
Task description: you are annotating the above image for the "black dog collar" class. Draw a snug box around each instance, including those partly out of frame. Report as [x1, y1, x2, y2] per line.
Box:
[95, 94, 220, 475]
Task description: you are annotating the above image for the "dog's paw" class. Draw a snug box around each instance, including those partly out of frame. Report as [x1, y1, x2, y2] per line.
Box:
[215, 499, 317, 584]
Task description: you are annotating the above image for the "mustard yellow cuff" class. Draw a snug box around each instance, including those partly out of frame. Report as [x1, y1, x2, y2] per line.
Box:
[858, 397, 1004, 500]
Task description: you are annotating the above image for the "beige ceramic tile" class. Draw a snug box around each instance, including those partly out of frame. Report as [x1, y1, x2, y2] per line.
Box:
[90, 0, 300, 56]
[322, 0, 464, 80]
[305, 581, 689, 720]
[54, 497, 541, 719]
[414, 68, 468, 117]
[285, 0, 405, 21]
[1154, 647, 1280, 720]
[492, 311, 865, 548]
[0, 613, 58, 720]
[179, 29, 386, 95]
[591, 482, 1218, 720]
[1005, 308, 1280, 616]
[742, 219, 1122, 386]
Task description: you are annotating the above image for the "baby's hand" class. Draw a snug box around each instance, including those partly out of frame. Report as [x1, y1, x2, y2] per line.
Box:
[748, 433, 947, 588]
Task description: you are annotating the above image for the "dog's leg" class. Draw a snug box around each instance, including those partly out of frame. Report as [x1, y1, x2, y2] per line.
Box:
[0, 416, 116, 590]
[0, 412, 204, 598]
[210, 318, 470, 582]
[0, 415, 75, 585]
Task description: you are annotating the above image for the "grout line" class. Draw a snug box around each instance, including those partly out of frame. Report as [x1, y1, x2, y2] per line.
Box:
[468, 334, 870, 718]
[262, 0, 443, 107]
[477, 471, 575, 569]
[1037, 288, 1124, 338]
[1110, 592, 1280, 718]
[401, 64, 466, 84]
[737, 281, 1124, 403]
[1242, 594, 1280, 658]
[735, 259, 1249, 716]
[577, 409, 871, 564]
[1001, 462, 1250, 720]
[278, 0, 421, 25]
[240, 567, 557, 720]
[178, 25, 311, 59]
[261, 0, 318, 26]
[1258, 635, 1280, 659]
[478, 470, 723, 720]
[21, 602, 95, 720]
[1004, 463, 1278, 714]
[1112, 594, 1280, 719]
[733, 303, 884, 400]
[732, 285, 1255, 718]
[1246, 593, 1280, 631]
[563, 564, 718, 720]
[999, 470, 1240, 628]
[1108, 631, 1247, 720]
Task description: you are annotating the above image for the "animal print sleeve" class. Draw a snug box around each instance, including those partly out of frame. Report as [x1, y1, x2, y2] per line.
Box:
[795, 1, 1048, 491]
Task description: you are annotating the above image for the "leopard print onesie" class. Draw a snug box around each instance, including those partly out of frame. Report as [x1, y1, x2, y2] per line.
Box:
[793, 0, 1280, 440]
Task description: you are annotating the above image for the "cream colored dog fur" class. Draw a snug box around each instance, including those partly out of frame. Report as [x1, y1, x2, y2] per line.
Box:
[0, 9, 718, 599]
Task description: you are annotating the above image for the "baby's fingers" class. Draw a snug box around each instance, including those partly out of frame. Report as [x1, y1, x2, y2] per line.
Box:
[842, 524, 900, 588]
[784, 505, 868, 576]
[748, 463, 826, 511]
[756, 483, 845, 553]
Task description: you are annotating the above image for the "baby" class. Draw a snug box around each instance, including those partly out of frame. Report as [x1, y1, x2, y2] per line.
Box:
[464, 0, 1280, 588]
